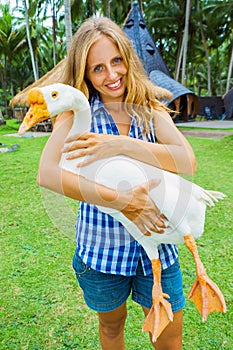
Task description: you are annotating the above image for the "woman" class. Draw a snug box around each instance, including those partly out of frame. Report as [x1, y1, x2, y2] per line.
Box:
[38, 17, 196, 350]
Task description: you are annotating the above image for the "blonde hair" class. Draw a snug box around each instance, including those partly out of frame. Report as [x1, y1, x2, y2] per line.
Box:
[64, 17, 171, 132]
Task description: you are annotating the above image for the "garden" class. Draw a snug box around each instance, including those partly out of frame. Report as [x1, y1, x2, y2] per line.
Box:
[0, 120, 232, 349]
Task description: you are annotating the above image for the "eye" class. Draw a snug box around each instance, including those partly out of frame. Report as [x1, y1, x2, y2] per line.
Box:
[94, 65, 103, 72]
[114, 57, 122, 63]
[51, 91, 58, 98]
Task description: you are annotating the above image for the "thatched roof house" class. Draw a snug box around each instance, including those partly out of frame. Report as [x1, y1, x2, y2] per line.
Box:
[149, 70, 199, 121]
[123, 3, 171, 77]
[10, 59, 66, 107]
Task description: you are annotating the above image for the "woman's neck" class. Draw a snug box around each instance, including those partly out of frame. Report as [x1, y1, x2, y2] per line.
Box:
[106, 102, 131, 136]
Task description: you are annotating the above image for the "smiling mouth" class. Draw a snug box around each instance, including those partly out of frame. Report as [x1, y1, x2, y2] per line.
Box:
[106, 79, 122, 89]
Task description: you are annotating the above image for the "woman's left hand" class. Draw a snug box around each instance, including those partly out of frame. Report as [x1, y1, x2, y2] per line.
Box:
[62, 132, 121, 167]
[121, 179, 167, 235]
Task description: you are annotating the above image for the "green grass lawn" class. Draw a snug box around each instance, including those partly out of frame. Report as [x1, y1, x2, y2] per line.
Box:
[1, 120, 232, 349]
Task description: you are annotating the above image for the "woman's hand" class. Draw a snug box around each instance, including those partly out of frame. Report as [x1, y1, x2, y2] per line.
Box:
[62, 132, 122, 167]
[62, 133, 167, 235]
[121, 179, 167, 236]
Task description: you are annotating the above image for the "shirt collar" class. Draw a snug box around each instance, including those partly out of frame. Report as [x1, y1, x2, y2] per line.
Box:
[90, 93, 107, 114]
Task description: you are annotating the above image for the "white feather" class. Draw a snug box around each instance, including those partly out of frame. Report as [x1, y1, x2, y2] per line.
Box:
[38, 83, 226, 260]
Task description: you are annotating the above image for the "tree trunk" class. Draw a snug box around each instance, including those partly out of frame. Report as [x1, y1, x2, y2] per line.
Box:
[175, 35, 184, 81]
[226, 34, 233, 93]
[52, 0, 57, 66]
[138, 0, 143, 12]
[216, 48, 222, 95]
[23, 0, 38, 81]
[181, 0, 192, 85]
[64, 0, 72, 53]
[102, 0, 110, 17]
[198, 1, 211, 95]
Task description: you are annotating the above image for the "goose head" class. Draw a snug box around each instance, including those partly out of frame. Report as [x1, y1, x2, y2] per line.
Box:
[18, 83, 90, 136]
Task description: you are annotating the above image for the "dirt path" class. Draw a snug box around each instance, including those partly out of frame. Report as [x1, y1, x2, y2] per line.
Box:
[179, 129, 233, 139]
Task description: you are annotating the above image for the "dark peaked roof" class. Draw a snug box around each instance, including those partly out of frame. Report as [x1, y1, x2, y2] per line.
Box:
[123, 3, 171, 77]
[123, 3, 196, 101]
[149, 70, 195, 103]
[123, 3, 198, 121]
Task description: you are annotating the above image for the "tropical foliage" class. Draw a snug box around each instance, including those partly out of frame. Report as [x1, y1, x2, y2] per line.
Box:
[0, 0, 232, 116]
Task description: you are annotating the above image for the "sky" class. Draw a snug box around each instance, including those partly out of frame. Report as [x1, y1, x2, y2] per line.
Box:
[1, 0, 18, 6]
[1, 0, 54, 27]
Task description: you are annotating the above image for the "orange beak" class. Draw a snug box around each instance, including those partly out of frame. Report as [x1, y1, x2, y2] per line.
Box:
[18, 88, 50, 135]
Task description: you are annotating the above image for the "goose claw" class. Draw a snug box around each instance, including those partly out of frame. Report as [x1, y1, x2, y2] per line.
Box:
[188, 275, 227, 322]
[142, 292, 173, 343]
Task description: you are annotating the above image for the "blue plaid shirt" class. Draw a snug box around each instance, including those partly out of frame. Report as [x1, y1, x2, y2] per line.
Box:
[75, 94, 178, 276]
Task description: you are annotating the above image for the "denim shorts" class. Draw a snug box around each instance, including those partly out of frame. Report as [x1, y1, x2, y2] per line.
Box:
[72, 252, 186, 313]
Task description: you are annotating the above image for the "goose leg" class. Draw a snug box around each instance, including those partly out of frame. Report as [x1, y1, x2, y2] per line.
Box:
[184, 234, 226, 321]
[142, 258, 173, 342]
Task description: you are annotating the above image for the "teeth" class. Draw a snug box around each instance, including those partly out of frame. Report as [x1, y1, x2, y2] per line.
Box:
[108, 80, 120, 88]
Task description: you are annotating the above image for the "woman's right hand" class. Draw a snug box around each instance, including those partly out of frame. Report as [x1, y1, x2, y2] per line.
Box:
[120, 179, 167, 236]
[62, 132, 122, 167]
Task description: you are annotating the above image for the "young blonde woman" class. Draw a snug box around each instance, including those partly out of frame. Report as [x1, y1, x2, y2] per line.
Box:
[38, 17, 196, 350]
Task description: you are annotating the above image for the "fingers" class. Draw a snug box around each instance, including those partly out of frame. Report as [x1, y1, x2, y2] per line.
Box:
[62, 141, 86, 153]
[64, 150, 97, 168]
[65, 132, 91, 143]
[65, 149, 89, 160]
[144, 219, 166, 235]
[62, 138, 93, 153]
[148, 178, 161, 190]
[76, 157, 94, 168]
[62, 132, 94, 153]
[138, 223, 164, 236]
[136, 214, 167, 236]
[122, 181, 167, 236]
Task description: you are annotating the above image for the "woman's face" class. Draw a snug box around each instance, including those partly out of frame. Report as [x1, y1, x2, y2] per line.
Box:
[86, 35, 127, 104]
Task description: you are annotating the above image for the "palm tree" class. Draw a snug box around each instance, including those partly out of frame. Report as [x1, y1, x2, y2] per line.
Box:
[64, 0, 72, 53]
[144, 1, 186, 78]
[183, 0, 191, 85]
[226, 34, 233, 93]
[22, 0, 39, 80]
[0, 3, 26, 111]
[2, 0, 232, 99]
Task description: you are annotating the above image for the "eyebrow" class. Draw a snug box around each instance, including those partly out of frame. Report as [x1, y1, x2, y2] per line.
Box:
[86, 63, 100, 71]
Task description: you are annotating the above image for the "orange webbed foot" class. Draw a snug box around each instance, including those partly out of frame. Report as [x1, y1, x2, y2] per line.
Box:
[184, 235, 227, 322]
[142, 259, 174, 343]
[142, 292, 173, 342]
[188, 274, 227, 322]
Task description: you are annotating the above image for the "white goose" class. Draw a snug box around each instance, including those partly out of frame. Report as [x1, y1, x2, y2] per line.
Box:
[18, 83, 226, 342]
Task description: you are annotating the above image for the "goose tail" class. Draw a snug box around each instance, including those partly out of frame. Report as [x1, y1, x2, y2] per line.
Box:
[201, 190, 226, 207]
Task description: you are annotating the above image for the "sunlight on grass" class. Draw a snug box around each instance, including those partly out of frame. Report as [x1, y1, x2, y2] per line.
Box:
[1, 123, 232, 349]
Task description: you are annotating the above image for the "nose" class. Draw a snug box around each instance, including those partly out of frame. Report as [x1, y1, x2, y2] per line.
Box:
[106, 65, 117, 80]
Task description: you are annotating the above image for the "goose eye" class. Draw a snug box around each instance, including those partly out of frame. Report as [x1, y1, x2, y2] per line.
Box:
[51, 91, 58, 98]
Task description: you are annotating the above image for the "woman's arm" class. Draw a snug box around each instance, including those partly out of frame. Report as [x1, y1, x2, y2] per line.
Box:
[62, 110, 196, 175]
[37, 111, 165, 234]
